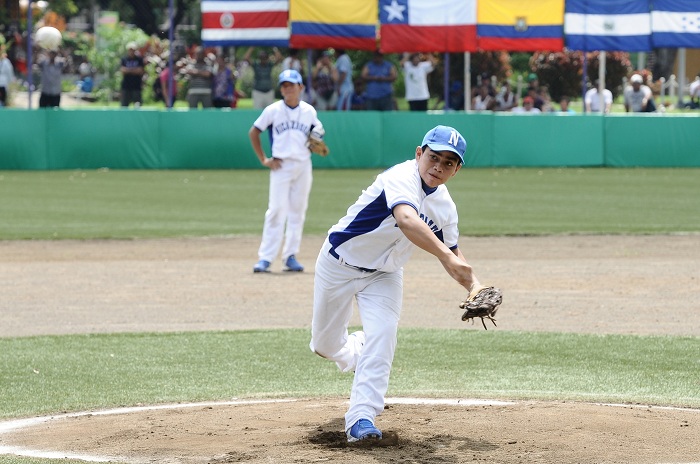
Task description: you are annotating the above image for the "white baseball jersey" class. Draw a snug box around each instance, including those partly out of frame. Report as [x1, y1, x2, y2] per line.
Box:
[327, 159, 459, 273]
[253, 100, 322, 161]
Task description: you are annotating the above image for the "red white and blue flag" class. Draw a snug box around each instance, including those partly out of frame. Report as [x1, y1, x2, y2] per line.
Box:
[379, 0, 477, 53]
[564, 0, 651, 52]
[201, 0, 290, 47]
[651, 0, 700, 48]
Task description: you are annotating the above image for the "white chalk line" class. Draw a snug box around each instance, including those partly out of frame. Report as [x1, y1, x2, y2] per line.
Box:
[1, 397, 698, 463]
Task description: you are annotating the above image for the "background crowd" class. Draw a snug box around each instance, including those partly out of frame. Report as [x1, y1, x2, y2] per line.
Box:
[2, 36, 699, 113]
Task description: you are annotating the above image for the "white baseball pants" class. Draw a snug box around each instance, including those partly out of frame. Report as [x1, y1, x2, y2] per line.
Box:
[310, 243, 403, 431]
[257, 157, 312, 263]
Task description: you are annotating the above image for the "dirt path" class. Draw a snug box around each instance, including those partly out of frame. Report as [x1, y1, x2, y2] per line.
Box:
[1, 235, 699, 463]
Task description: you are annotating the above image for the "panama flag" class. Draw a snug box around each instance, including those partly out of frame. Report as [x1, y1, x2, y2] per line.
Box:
[290, 0, 377, 50]
[565, 0, 651, 52]
[477, 0, 564, 51]
[651, 0, 700, 48]
[379, 0, 477, 53]
[201, 0, 290, 47]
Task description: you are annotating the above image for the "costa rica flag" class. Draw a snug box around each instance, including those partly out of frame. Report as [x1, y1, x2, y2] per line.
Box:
[201, 0, 290, 47]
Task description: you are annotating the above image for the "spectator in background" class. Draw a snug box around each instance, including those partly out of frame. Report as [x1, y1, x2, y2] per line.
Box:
[77, 59, 94, 93]
[120, 42, 145, 107]
[526, 85, 545, 112]
[158, 60, 180, 108]
[281, 48, 303, 75]
[400, 52, 437, 111]
[361, 51, 397, 111]
[212, 54, 236, 108]
[312, 50, 338, 111]
[477, 71, 497, 97]
[624, 73, 656, 113]
[496, 80, 516, 111]
[525, 72, 539, 95]
[37, 49, 66, 108]
[688, 74, 700, 109]
[243, 47, 282, 109]
[558, 95, 576, 113]
[350, 77, 367, 110]
[537, 85, 554, 112]
[511, 96, 541, 113]
[433, 81, 465, 112]
[0, 49, 13, 108]
[584, 80, 613, 113]
[472, 82, 497, 111]
[335, 49, 354, 111]
[183, 47, 213, 109]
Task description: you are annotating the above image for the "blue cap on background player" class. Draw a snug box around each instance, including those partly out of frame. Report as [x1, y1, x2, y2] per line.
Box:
[421, 125, 467, 165]
[278, 69, 303, 86]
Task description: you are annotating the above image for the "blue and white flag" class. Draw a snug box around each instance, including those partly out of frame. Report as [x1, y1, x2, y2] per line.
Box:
[565, 0, 651, 51]
[651, 0, 700, 48]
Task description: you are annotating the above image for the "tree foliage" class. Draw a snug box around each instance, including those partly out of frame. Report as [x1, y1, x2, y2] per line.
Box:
[530, 50, 632, 101]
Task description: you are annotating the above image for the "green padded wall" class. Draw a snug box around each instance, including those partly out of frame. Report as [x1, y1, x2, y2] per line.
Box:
[47, 109, 161, 169]
[493, 113, 604, 166]
[605, 114, 700, 167]
[0, 109, 49, 169]
[1, 110, 698, 169]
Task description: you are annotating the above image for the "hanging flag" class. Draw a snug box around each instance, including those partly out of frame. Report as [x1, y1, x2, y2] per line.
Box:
[379, 0, 477, 53]
[289, 0, 377, 50]
[477, 0, 564, 51]
[565, 0, 651, 52]
[651, 0, 700, 48]
[201, 0, 290, 47]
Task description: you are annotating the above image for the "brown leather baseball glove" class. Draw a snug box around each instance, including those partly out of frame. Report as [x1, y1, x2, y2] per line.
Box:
[460, 286, 502, 329]
[308, 127, 330, 156]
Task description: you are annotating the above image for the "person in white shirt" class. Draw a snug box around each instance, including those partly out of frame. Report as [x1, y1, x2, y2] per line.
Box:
[584, 80, 613, 113]
[472, 82, 496, 111]
[248, 69, 324, 273]
[624, 73, 656, 112]
[510, 96, 541, 113]
[496, 80, 517, 111]
[310, 125, 488, 443]
[400, 53, 437, 111]
[0, 50, 15, 107]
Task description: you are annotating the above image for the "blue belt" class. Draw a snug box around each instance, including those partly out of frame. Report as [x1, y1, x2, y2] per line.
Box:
[329, 248, 377, 273]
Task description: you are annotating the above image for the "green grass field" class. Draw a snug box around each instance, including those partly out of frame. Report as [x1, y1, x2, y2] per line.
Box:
[1, 168, 699, 239]
[0, 167, 698, 464]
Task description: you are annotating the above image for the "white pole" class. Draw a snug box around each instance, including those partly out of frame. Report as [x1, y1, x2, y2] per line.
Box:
[677, 48, 686, 106]
[637, 52, 646, 70]
[598, 51, 606, 113]
[464, 52, 471, 111]
[598, 50, 606, 114]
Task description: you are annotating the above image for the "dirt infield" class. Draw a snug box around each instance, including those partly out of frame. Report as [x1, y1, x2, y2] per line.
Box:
[1, 235, 699, 463]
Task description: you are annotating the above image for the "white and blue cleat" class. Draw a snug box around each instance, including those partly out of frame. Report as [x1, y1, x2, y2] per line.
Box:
[346, 419, 382, 443]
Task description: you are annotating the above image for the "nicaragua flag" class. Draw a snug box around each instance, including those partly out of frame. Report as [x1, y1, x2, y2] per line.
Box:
[289, 0, 377, 50]
[477, 0, 564, 51]
[565, 0, 651, 52]
[201, 0, 290, 47]
[379, 0, 477, 53]
[651, 0, 700, 48]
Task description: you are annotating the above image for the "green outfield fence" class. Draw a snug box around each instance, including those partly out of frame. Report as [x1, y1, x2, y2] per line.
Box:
[1, 109, 698, 169]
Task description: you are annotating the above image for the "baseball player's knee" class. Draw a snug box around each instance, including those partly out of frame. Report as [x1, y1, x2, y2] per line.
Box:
[365, 324, 398, 346]
[310, 341, 335, 359]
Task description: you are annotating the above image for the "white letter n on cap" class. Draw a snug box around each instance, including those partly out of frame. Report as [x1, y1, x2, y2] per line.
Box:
[448, 130, 459, 147]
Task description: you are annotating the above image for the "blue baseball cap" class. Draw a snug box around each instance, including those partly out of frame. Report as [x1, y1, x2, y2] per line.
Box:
[278, 69, 303, 86]
[421, 125, 467, 164]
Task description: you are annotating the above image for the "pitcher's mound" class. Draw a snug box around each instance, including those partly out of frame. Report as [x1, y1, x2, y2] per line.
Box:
[2, 398, 698, 464]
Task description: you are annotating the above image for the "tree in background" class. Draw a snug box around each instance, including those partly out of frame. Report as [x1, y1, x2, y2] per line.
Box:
[530, 50, 632, 102]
